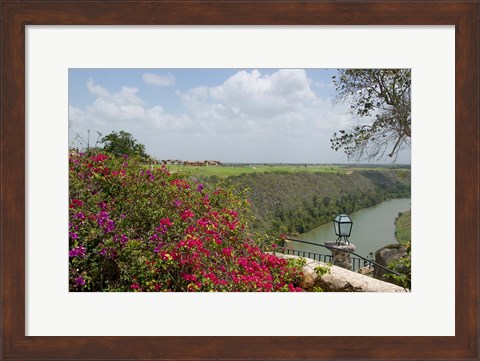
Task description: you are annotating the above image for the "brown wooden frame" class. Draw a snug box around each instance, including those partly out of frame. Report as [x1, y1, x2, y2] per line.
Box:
[1, 1, 478, 360]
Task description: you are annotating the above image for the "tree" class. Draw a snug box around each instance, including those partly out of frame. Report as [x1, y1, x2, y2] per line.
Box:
[330, 69, 411, 161]
[100, 130, 150, 161]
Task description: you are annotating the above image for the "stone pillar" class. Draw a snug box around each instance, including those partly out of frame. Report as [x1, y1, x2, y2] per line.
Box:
[324, 241, 356, 271]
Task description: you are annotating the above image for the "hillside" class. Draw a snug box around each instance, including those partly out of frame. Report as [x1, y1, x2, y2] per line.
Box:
[199, 169, 410, 235]
[394, 210, 412, 244]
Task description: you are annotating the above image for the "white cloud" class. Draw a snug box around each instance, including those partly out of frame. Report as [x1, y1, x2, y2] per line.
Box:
[142, 72, 175, 86]
[84, 82, 146, 122]
[208, 69, 316, 118]
[178, 69, 346, 138]
[86, 78, 110, 97]
[68, 105, 85, 123]
[146, 106, 197, 131]
[70, 70, 353, 162]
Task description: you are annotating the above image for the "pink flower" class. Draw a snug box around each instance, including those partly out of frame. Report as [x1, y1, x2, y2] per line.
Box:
[180, 210, 195, 221]
[90, 153, 108, 163]
[159, 218, 172, 227]
[222, 247, 233, 257]
[171, 179, 190, 190]
[182, 274, 197, 282]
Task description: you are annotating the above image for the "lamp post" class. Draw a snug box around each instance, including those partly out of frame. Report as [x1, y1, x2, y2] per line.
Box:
[325, 214, 356, 271]
[368, 252, 375, 269]
[333, 214, 353, 244]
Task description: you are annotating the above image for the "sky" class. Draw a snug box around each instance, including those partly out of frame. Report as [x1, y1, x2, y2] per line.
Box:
[68, 68, 411, 164]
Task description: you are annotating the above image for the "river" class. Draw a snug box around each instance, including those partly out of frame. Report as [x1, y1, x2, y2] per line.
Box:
[290, 198, 411, 259]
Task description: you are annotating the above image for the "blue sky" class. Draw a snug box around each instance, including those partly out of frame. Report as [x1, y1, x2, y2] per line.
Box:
[69, 68, 411, 164]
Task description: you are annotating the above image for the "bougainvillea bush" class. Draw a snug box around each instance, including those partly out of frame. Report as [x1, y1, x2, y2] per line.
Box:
[69, 151, 304, 292]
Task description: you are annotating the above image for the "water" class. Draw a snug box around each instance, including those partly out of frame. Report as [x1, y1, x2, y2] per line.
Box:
[291, 198, 411, 259]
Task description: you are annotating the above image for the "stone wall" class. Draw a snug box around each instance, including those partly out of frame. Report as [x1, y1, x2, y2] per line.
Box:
[276, 253, 407, 292]
[374, 243, 408, 285]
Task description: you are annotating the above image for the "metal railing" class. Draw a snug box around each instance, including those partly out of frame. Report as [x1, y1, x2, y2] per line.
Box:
[283, 236, 405, 277]
[284, 247, 369, 271]
[283, 248, 333, 264]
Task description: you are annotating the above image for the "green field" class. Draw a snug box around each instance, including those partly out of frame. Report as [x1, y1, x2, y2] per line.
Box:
[394, 210, 411, 244]
[162, 164, 348, 177]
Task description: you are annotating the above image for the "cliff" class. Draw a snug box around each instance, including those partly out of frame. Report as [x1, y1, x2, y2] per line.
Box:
[207, 169, 410, 234]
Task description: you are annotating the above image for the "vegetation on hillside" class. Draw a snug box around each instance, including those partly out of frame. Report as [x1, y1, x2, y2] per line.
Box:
[394, 210, 411, 244]
[199, 170, 411, 235]
[380, 210, 411, 290]
[387, 241, 411, 290]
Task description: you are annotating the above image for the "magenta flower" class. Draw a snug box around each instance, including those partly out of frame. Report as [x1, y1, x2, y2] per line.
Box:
[173, 199, 182, 207]
[105, 219, 115, 233]
[69, 246, 86, 258]
[75, 276, 85, 286]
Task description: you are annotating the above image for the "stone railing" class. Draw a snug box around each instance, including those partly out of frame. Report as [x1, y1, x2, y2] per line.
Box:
[276, 253, 407, 292]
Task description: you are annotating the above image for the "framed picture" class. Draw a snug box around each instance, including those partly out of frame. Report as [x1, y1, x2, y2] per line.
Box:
[1, 1, 478, 360]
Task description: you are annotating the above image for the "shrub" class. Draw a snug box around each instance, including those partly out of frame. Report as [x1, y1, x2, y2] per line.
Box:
[69, 151, 304, 292]
[387, 241, 411, 290]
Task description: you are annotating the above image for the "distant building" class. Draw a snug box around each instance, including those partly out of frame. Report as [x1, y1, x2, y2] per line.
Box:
[204, 160, 221, 166]
[184, 161, 205, 167]
[162, 159, 222, 167]
[162, 159, 183, 166]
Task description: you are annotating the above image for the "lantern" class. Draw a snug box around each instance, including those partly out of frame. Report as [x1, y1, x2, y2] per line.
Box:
[333, 214, 353, 244]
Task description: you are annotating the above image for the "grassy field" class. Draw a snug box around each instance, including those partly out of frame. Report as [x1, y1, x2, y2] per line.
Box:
[159, 164, 395, 178]
[158, 164, 409, 178]
[394, 210, 411, 244]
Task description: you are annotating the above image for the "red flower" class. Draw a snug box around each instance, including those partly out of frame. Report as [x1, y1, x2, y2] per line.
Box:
[159, 218, 173, 227]
[182, 274, 197, 282]
[180, 210, 195, 221]
[69, 199, 84, 208]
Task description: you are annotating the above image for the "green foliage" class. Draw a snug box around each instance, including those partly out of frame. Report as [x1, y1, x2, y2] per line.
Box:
[387, 241, 411, 290]
[331, 69, 411, 161]
[203, 170, 410, 235]
[288, 257, 307, 268]
[394, 210, 411, 244]
[314, 265, 331, 276]
[100, 130, 150, 161]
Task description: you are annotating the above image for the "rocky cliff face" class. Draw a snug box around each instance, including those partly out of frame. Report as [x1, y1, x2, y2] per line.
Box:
[374, 244, 408, 285]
